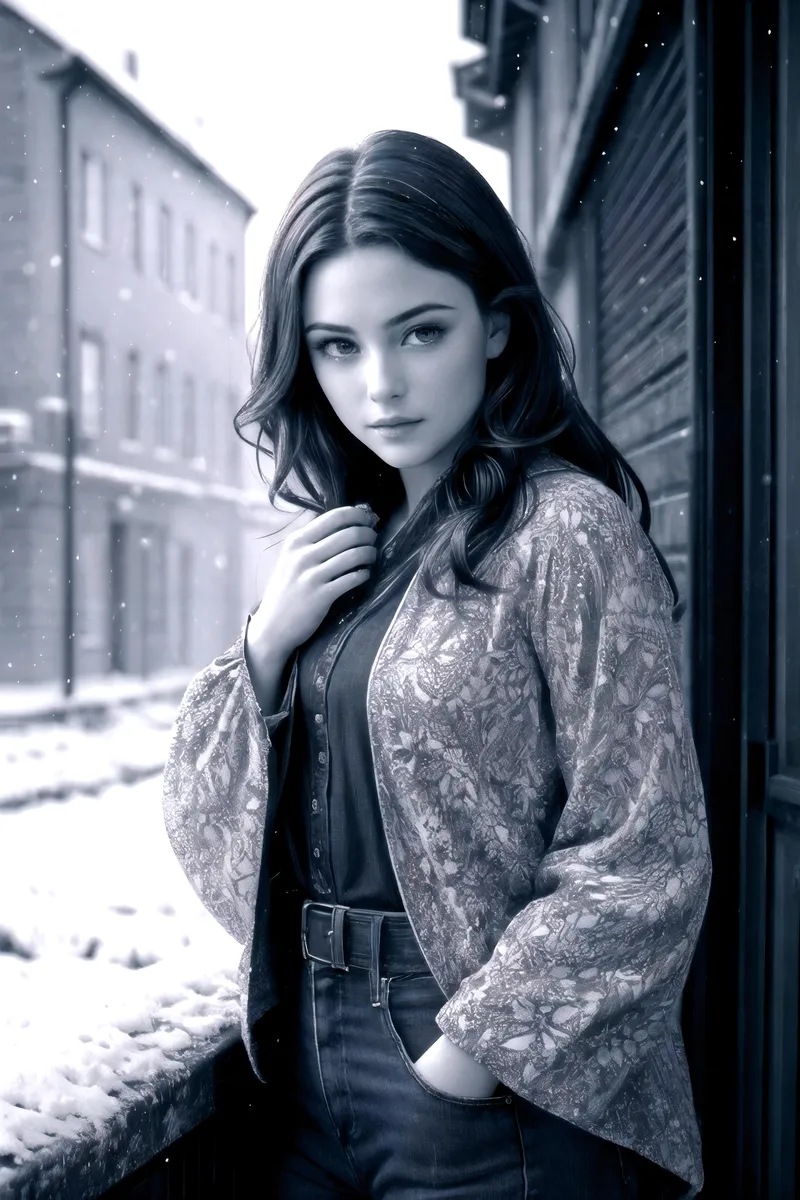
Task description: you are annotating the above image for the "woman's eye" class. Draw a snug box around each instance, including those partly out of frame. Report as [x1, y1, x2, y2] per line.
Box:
[405, 325, 444, 346]
[312, 325, 444, 360]
[316, 338, 356, 360]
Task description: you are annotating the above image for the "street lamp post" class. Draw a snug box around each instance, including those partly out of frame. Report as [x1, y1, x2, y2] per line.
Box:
[54, 70, 79, 701]
[37, 395, 75, 699]
[63, 400, 75, 698]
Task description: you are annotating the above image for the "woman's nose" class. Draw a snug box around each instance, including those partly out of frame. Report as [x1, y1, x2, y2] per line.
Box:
[364, 352, 404, 402]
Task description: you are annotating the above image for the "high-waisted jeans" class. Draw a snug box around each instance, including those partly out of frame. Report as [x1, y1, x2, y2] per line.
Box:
[264, 903, 689, 1199]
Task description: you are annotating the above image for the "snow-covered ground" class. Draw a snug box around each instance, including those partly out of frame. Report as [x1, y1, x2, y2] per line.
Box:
[0, 772, 232, 966]
[0, 708, 244, 1184]
[0, 699, 179, 810]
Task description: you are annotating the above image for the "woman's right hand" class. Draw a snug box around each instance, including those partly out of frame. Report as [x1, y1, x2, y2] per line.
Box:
[247, 505, 379, 661]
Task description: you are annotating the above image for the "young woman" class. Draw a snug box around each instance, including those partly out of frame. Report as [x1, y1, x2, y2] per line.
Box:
[162, 130, 711, 1199]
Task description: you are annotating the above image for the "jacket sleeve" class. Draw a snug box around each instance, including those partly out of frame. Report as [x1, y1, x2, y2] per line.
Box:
[434, 482, 712, 1113]
[161, 616, 298, 947]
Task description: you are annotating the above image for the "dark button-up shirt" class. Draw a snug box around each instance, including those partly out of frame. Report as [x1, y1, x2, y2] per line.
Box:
[251, 541, 417, 912]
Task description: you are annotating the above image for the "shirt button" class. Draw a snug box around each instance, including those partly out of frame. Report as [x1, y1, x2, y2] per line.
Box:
[315, 713, 323, 724]
[313, 847, 321, 858]
[318, 751, 327, 763]
[311, 798, 318, 812]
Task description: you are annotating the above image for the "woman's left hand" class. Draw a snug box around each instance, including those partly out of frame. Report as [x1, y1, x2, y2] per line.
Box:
[413, 1034, 500, 1099]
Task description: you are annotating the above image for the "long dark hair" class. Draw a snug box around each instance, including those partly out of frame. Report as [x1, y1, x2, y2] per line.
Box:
[234, 129, 681, 625]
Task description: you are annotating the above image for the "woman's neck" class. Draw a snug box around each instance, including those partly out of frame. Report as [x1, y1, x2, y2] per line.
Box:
[376, 503, 410, 553]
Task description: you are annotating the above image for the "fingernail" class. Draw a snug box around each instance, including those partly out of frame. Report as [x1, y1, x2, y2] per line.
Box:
[355, 502, 378, 526]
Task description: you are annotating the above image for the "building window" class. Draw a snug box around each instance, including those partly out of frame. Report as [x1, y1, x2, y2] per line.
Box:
[78, 334, 103, 438]
[226, 388, 240, 482]
[208, 242, 218, 314]
[137, 525, 168, 676]
[109, 520, 128, 672]
[158, 204, 172, 286]
[209, 386, 221, 475]
[130, 183, 143, 271]
[125, 349, 142, 442]
[226, 252, 236, 325]
[184, 222, 197, 298]
[145, 526, 168, 631]
[177, 542, 193, 665]
[180, 374, 196, 459]
[155, 360, 171, 447]
[76, 531, 105, 651]
[80, 152, 106, 247]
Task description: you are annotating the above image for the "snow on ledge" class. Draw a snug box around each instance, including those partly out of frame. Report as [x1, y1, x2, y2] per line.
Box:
[0, 926, 241, 1193]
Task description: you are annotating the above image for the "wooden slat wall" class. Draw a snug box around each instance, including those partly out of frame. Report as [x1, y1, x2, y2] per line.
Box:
[594, 26, 692, 691]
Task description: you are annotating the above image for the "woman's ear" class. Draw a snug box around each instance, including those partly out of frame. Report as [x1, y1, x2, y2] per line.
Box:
[485, 308, 511, 359]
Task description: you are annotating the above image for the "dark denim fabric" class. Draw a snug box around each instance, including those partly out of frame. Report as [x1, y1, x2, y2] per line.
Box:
[265, 942, 688, 1200]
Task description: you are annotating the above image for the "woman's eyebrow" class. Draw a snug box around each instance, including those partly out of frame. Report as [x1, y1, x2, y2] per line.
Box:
[304, 302, 457, 335]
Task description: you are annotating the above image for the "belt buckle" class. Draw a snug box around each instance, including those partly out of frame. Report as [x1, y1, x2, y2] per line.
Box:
[301, 900, 350, 971]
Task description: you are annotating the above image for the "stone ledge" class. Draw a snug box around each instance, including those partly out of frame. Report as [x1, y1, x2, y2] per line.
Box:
[0, 939, 252, 1199]
[0, 1020, 245, 1200]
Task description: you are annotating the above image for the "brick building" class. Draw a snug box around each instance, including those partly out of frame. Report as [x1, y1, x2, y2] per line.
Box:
[0, 1, 274, 689]
[452, 2, 800, 1196]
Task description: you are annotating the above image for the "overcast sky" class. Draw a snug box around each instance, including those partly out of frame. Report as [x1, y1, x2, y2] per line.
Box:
[16, 0, 509, 334]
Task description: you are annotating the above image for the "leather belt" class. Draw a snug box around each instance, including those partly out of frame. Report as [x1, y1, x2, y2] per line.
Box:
[300, 899, 431, 1005]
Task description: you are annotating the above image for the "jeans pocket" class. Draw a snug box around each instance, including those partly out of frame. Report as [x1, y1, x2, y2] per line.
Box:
[379, 971, 511, 1108]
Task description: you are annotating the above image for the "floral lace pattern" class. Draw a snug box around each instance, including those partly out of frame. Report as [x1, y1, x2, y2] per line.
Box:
[161, 456, 710, 1195]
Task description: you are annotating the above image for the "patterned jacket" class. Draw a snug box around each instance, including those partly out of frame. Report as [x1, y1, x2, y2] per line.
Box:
[161, 455, 711, 1194]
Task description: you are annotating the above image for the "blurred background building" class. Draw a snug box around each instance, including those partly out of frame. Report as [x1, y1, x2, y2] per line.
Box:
[0, 0, 268, 690]
[451, 1, 799, 1197]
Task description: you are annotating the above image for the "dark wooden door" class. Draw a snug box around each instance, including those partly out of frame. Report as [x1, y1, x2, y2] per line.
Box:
[109, 520, 128, 673]
[731, 0, 800, 1195]
[140, 524, 167, 678]
[177, 541, 193, 667]
[761, 1, 800, 1194]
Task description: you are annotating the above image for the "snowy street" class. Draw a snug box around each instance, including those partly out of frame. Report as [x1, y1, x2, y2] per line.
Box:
[0, 697, 181, 811]
[0, 703, 243, 1182]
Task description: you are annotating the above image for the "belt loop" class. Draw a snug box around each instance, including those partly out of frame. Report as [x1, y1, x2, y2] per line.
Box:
[330, 904, 348, 971]
[300, 899, 313, 961]
[369, 914, 384, 1006]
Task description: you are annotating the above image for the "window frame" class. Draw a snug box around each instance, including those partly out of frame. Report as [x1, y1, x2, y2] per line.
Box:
[180, 373, 197, 460]
[154, 359, 172, 450]
[76, 529, 105, 651]
[225, 387, 240, 482]
[208, 242, 219, 314]
[78, 331, 104, 439]
[184, 221, 197, 300]
[130, 183, 144, 272]
[124, 349, 142, 443]
[158, 204, 173, 287]
[80, 151, 107, 249]
[226, 251, 237, 326]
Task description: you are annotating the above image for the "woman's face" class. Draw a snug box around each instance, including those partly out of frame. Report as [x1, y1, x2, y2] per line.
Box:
[302, 244, 509, 507]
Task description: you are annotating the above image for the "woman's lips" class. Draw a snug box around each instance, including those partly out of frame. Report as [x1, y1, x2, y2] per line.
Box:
[371, 420, 423, 436]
